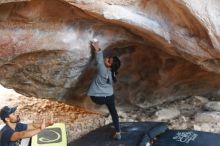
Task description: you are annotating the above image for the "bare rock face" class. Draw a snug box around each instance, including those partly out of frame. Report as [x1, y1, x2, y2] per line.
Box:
[0, 0, 220, 108]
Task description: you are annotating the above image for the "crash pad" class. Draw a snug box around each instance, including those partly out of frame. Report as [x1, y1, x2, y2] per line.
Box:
[31, 123, 67, 146]
[69, 122, 168, 146]
[152, 130, 220, 146]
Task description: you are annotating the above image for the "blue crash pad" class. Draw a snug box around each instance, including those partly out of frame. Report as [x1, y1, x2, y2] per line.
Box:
[69, 122, 220, 146]
[69, 122, 168, 146]
[152, 130, 220, 146]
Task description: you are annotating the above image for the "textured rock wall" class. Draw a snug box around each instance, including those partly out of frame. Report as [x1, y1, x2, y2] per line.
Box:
[0, 0, 220, 108]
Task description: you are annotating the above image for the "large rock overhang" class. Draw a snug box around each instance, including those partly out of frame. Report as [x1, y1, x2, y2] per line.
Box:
[0, 0, 220, 108]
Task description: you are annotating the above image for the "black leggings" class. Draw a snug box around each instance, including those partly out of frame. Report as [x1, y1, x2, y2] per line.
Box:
[90, 95, 120, 132]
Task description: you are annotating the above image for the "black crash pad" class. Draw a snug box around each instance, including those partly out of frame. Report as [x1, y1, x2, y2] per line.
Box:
[69, 122, 168, 146]
[152, 130, 220, 146]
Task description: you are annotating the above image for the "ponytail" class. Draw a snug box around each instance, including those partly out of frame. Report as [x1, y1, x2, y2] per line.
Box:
[111, 56, 121, 83]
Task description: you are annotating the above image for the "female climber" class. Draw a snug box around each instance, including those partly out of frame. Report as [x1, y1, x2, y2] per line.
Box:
[87, 39, 121, 140]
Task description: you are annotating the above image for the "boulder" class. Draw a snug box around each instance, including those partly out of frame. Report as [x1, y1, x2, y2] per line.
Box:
[204, 102, 220, 112]
[154, 108, 180, 121]
[195, 112, 220, 123]
[0, 0, 220, 108]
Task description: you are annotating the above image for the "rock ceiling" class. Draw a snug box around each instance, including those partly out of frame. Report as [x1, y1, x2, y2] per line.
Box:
[0, 0, 220, 108]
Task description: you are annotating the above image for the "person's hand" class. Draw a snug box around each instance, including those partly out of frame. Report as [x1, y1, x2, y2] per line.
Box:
[40, 118, 46, 130]
[90, 40, 100, 52]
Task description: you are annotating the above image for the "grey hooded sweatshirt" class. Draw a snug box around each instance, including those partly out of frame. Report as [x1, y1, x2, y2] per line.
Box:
[87, 50, 113, 97]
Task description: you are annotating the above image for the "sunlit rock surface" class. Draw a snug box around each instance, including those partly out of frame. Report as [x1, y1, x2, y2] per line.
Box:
[0, 0, 220, 108]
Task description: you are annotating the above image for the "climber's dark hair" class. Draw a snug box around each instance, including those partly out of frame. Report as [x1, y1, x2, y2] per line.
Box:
[111, 56, 121, 83]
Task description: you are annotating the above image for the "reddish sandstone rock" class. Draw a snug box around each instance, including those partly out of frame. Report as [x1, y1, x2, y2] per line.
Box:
[0, 0, 220, 108]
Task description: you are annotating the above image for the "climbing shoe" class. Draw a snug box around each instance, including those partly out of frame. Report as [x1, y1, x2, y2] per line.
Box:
[113, 132, 121, 140]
